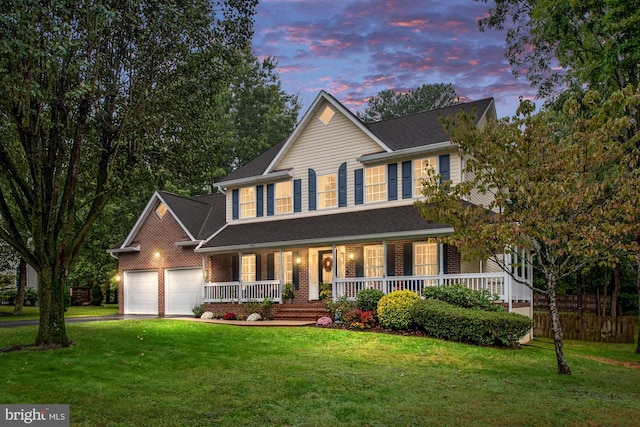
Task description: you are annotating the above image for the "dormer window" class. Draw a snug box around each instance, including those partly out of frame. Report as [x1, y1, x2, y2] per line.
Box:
[318, 106, 335, 126]
[155, 202, 168, 219]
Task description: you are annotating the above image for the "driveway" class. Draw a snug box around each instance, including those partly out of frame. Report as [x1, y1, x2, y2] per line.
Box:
[0, 314, 162, 328]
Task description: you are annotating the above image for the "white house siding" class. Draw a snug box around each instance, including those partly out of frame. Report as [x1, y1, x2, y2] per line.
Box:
[276, 101, 386, 212]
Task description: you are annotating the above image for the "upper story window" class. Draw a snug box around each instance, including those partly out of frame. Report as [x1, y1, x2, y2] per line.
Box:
[364, 245, 384, 278]
[365, 165, 386, 203]
[275, 181, 293, 215]
[318, 174, 337, 209]
[414, 240, 438, 276]
[241, 254, 256, 282]
[414, 157, 437, 197]
[318, 106, 335, 126]
[239, 187, 256, 219]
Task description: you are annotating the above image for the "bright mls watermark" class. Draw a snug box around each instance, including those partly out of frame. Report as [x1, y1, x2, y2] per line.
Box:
[1, 405, 69, 426]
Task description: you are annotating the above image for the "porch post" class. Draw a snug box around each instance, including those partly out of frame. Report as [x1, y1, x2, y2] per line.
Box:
[382, 240, 388, 294]
[438, 243, 445, 286]
[279, 249, 284, 300]
[238, 251, 243, 302]
[504, 247, 512, 312]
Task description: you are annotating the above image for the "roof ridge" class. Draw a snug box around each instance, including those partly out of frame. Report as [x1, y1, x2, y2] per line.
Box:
[368, 97, 493, 124]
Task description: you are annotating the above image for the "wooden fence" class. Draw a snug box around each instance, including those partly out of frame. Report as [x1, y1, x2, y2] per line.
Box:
[534, 313, 635, 343]
[534, 294, 615, 314]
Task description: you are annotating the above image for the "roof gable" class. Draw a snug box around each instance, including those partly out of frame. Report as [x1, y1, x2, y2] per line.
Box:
[115, 191, 224, 250]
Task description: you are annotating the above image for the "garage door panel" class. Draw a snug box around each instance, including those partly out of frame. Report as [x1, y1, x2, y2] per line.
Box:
[124, 271, 158, 315]
[166, 268, 203, 315]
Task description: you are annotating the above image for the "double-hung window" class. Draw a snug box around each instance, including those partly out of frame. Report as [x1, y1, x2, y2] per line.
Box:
[239, 187, 256, 218]
[414, 240, 438, 276]
[275, 251, 293, 283]
[318, 174, 337, 209]
[364, 245, 384, 278]
[414, 157, 437, 197]
[241, 254, 256, 282]
[365, 165, 386, 202]
[275, 182, 293, 214]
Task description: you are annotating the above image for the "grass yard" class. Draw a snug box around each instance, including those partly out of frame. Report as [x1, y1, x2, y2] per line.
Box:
[0, 304, 119, 321]
[0, 320, 639, 427]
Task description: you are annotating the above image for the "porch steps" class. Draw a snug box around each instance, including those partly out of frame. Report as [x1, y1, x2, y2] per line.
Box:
[272, 302, 328, 321]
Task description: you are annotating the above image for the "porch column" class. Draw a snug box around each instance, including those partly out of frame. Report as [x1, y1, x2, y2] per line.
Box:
[504, 247, 512, 312]
[382, 240, 388, 294]
[438, 243, 445, 286]
[238, 251, 243, 302]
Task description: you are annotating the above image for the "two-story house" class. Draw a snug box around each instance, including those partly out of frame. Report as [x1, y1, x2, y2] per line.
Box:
[108, 91, 532, 318]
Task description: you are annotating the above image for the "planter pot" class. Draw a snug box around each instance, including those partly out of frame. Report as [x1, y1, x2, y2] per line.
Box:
[284, 298, 294, 304]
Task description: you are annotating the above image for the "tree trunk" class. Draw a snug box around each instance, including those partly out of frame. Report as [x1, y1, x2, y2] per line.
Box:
[576, 270, 584, 315]
[13, 259, 27, 315]
[611, 263, 621, 318]
[35, 266, 70, 347]
[546, 276, 572, 375]
[635, 249, 640, 354]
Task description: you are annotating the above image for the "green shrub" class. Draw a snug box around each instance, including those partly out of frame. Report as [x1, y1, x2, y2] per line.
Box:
[412, 299, 532, 347]
[377, 290, 421, 330]
[325, 296, 356, 321]
[422, 284, 504, 312]
[261, 298, 274, 319]
[356, 288, 384, 312]
[24, 288, 38, 306]
[91, 283, 103, 306]
[192, 304, 205, 318]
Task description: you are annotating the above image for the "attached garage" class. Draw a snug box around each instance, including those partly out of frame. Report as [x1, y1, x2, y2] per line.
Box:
[165, 268, 203, 315]
[124, 270, 159, 315]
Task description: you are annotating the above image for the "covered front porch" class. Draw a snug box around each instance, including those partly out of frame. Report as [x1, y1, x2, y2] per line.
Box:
[202, 243, 533, 313]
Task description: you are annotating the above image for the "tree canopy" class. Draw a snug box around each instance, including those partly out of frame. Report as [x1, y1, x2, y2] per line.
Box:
[357, 83, 458, 123]
[0, 0, 258, 346]
[417, 87, 640, 374]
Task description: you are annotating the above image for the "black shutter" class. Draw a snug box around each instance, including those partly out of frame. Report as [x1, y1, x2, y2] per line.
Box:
[293, 252, 300, 290]
[308, 169, 317, 211]
[387, 163, 397, 201]
[355, 247, 364, 277]
[256, 186, 264, 217]
[232, 255, 239, 281]
[256, 254, 262, 281]
[403, 243, 413, 276]
[338, 162, 347, 207]
[267, 253, 275, 280]
[386, 243, 396, 277]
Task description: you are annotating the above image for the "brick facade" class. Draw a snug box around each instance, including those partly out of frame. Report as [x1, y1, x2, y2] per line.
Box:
[116, 202, 202, 315]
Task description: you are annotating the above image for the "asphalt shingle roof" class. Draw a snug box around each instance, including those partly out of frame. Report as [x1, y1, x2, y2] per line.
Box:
[199, 204, 449, 251]
[364, 98, 494, 151]
[158, 191, 226, 240]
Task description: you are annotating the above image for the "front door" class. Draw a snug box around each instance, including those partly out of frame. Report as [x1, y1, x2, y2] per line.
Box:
[318, 250, 333, 298]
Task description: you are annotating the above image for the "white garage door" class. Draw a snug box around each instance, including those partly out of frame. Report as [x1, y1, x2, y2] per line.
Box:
[165, 268, 203, 315]
[124, 270, 158, 315]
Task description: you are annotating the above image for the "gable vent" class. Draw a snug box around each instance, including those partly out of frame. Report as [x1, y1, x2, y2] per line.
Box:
[318, 105, 335, 126]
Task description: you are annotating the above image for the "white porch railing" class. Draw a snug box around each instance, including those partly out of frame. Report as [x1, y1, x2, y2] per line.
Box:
[203, 273, 533, 311]
[204, 280, 281, 303]
[333, 272, 532, 305]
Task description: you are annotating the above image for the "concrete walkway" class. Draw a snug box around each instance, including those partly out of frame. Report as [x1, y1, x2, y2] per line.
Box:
[0, 314, 316, 328]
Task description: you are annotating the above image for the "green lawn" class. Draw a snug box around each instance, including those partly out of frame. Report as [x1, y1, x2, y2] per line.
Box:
[0, 320, 639, 427]
[0, 304, 119, 321]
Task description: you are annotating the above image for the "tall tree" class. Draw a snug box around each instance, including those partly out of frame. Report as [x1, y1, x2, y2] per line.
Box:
[357, 83, 458, 123]
[0, 0, 257, 347]
[417, 88, 639, 374]
[477, 0, 640, 351]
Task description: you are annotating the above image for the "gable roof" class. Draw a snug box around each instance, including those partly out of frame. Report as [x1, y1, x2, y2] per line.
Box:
[216, 93, 495, 186]
[196, 205, 452, 253]
[109, 191, 226, 254]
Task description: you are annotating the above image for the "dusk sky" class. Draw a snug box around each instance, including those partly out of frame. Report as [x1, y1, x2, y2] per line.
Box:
[252, 0, 539, 119]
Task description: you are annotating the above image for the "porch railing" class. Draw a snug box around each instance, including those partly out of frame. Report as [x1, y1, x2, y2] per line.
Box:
[203, 273, 532, 310]
[333, 272, 532, 304]
[204, 280, 281, 303]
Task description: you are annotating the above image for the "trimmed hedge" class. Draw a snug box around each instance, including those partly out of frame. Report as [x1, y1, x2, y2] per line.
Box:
[412, 299, 532, 347]
[356, 288, 384, 312]
[422, 284, 504, 312]
[377, 290, 421, 330]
